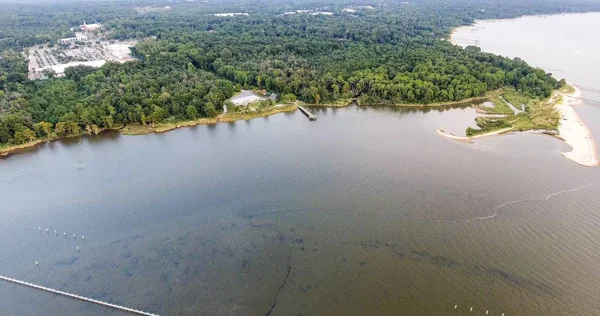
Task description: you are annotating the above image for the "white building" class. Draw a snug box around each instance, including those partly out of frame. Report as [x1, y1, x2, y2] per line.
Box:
[311, 11, 334, 15]
[80, 22, 102, 32]
[214, 12, 249, 17]
[60, 33, 88, 43]
[36, 60, 106, 77]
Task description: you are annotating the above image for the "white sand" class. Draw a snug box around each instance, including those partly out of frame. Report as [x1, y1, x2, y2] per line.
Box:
[556, 86, 599, 167]
[436, 83, 598, 167]
[437, 86, 599, 167]
[436, 128, 513, 142]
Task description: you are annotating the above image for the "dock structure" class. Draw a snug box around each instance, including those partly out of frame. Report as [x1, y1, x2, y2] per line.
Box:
[0, 275, 159, 316]
[297, 106, 317, 121]
[566, 95, 600, 106]
[581, 98, 600, 106]
[576, 85, 600, 93]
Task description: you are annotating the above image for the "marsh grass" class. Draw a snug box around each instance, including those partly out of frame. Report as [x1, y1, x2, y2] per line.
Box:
[467, 86, 566, 136]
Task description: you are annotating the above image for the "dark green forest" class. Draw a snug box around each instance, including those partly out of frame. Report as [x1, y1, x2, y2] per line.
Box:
[1, 0, 600, 146]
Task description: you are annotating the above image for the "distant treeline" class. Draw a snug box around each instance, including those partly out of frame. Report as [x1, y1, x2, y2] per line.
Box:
[1, 0, 598, 145]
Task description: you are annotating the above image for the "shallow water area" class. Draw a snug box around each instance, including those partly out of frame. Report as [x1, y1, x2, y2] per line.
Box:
[1, 13, 600, 316]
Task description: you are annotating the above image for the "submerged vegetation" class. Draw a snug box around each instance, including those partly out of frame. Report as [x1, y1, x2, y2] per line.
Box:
[2, 0, 599, 148]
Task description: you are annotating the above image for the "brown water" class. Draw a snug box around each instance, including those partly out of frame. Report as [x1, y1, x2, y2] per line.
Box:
[1, 15, 600, 316]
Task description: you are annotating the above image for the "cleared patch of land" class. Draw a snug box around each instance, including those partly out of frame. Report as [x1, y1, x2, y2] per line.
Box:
[466, 87, 561, 136]
[27, 41, 136, 79]
[302, 98, 354, 108]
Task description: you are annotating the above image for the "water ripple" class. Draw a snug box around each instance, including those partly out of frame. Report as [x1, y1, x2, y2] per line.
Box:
[466, 182, 600, 223]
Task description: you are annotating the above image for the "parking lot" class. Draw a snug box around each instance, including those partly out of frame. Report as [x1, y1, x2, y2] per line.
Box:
[27, 41, 136, 79]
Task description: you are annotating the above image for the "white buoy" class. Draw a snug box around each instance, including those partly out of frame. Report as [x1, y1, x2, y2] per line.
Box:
[82, 236, 85, 241]
[73, 234, 76, 239]
[45, 228, 49, 233]
[486, 311, 489, 315]
[54, 230, 57, 235]
[64, 232, 67, 237]
[470, 307, 473, 312]
[454, 304, 457, 309]
[502, 314, 505, 316]
[35, 261, 38, 265]
[38, 227, 41, 231]
[76, 246, 79, 252]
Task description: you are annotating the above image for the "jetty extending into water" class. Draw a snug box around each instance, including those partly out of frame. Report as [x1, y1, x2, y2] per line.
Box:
[297, 106, 317, 121]
[566, 95, 600, 106]
[576, 85, 600, 94]
[0, 275, 159, 316]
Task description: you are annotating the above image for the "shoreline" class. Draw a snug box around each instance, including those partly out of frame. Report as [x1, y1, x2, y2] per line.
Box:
[449, 28, 459, 46]
[0, 105, 297, 157]
[436, 127, 513, 142]
[555, 85, 599, 167]
[3, 85, 598, 167]
[436, 85, 599, 167]
[303, 98, 355, 108]
[121, 105, 296, 135]
[306, 96, 491, 108]
[0, 139, 48, 157]
[450, 17, 600, 167]
[1, 94, 486, 158]
[392, 96, 489, 108]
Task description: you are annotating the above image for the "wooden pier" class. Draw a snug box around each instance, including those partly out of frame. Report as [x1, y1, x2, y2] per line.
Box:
[0, 275, 159, 316]
[297, 106, 317, 121]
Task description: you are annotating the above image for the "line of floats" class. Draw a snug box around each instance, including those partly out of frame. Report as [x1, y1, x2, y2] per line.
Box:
[0, 226, 160, 315]
[454, 304, 506, 315]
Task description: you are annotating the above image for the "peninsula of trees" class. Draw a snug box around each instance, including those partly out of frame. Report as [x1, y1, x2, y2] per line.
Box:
[2, 0, 600, 147]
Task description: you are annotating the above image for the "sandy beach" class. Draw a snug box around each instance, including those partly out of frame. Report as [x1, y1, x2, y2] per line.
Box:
[556, 85, 599, 167]
[436, 127, 513, 142]
[450, 16, 600, 167]
[437, 85, 599, 167]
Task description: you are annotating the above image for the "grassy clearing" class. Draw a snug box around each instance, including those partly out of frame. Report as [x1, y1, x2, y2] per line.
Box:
[467, 86, 566, 136]
[474, 88, 514, 115]
[501, 89, 533, 109]
[508, 93, 560, 132]
[467, 117, 511, 136]
[302, 98, 354, 108]
[559, 84, 575, 94]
